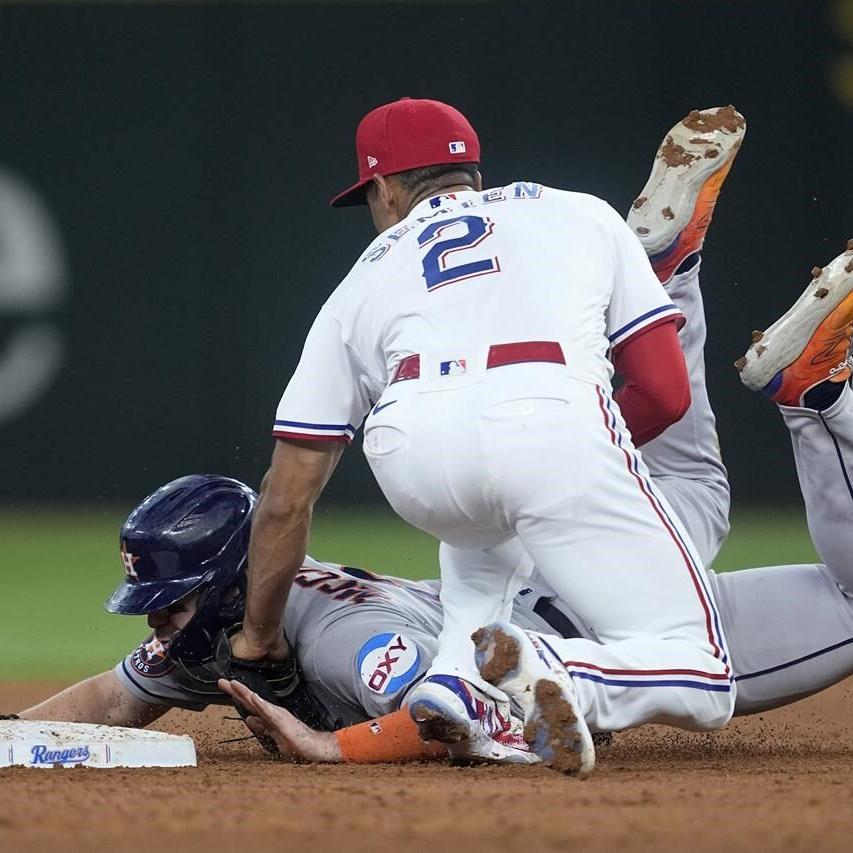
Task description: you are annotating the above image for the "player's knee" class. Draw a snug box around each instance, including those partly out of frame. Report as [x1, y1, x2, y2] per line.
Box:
[693, 684, 736, 731]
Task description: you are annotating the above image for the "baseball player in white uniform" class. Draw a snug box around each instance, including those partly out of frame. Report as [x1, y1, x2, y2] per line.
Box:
[231, 97, 742, 775]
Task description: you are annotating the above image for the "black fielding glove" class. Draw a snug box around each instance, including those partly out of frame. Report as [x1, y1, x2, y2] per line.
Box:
[214, 624, 330, 754]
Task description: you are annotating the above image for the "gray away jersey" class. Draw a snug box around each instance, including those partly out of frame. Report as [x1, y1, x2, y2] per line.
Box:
[114, 556, 565, 727]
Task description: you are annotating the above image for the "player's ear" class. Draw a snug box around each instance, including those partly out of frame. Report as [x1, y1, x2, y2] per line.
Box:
[371, 174, 394, 207]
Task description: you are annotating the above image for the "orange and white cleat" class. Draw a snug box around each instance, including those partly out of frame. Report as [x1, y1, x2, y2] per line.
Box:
[735, 243, 853, 408]
[627, 105, 746, 284]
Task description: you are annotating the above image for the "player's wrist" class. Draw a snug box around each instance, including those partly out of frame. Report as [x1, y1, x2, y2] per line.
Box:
[230, 627, 286, 661]
[315, 731, 343, 762]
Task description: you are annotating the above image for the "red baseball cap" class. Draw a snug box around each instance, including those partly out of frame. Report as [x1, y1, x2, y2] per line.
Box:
[330, 97, 480, 208]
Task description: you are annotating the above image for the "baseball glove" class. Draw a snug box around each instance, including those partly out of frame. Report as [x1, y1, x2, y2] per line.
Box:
[211, 624, 330, 753]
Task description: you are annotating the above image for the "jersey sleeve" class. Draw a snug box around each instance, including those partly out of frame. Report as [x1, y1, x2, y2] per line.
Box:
[113, 635, 209, 712]
[301, 615, 437, 720]
[273, 308, 373, 443]
[602, 204, 684, 351]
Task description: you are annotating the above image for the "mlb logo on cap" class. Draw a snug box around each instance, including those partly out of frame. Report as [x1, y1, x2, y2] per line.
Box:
[449, 141, 467, 154]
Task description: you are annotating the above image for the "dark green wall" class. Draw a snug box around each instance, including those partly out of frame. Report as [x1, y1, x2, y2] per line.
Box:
[0, 1, 848, 505]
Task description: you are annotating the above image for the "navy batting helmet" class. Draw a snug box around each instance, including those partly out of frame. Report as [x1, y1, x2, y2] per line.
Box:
[104, 474, 257, 615]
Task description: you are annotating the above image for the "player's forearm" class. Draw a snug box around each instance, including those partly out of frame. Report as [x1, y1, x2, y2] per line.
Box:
[243, 496, 311, 648]
[243, 439, 344, 654]
[18, 670, 166, 728]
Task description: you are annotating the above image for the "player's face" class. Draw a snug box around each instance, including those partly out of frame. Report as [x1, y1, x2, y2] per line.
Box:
[147, 590, 200, 640]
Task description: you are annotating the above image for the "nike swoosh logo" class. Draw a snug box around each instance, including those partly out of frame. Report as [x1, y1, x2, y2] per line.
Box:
[372, 400, 397, 415]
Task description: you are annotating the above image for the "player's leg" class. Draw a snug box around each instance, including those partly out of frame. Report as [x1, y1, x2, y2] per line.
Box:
[704, 390, 853, 714]
[625, 106, 746, 566]
[404, 538, 537, 742]
[737, 241, 853, 591]
[368, 373, 733, 742]
[710, 244, 853, 712]
[425, 540, 533, 687]
[634, 260, 730, 567]
[781, 389, 853, 593]
[485, 381, 734, 735]
[706, 561, 853, 714]
[364, 382, 534, 733]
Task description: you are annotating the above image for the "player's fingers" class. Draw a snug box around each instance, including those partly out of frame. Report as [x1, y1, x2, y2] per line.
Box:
[245, 715, 270, 737]
[217, 677, 241, 700]
[219, 678, 259, 709]
[246, 689, 281, 720]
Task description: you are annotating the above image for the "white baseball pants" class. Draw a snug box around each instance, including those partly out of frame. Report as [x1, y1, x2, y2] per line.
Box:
[364, 360, 735, 733]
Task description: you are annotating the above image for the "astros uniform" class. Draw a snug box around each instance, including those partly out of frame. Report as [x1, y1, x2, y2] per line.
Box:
[113, 556, 562, 727]
[112, 550, 853, 729]
[271, 181, 735, 735]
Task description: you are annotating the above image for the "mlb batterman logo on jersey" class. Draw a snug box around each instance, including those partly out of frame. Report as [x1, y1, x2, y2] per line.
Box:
[356, 633, 420, 694]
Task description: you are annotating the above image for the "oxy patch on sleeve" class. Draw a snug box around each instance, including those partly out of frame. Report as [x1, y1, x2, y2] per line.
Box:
[130, 633, 176, 679]
[356, 632, 420, 695]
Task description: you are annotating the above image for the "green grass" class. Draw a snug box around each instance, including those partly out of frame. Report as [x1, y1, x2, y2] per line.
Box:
[0, 505, 817, 680]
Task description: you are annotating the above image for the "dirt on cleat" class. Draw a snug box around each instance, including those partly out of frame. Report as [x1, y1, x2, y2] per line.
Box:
[734, 356, 747, 372]
[660, 136, 697, 167]
[524, 680, 585, 775]
[682, 105, 745, 134]
[472, 627, 520, 684]
[410, 705, 470, 744]
[812, 266, 823, 279]
[815, 288, 830, 299]
[751, 330, 764, 343]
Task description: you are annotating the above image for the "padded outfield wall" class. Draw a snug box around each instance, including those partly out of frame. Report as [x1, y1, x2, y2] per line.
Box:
[0, 0, 850, 505]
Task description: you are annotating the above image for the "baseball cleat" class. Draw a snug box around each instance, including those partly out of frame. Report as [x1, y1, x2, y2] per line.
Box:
[406, 674, 538, 764]
[735, 242, 853, 407]
[472, 622, 595, 777]
[627, 105, 746, 284]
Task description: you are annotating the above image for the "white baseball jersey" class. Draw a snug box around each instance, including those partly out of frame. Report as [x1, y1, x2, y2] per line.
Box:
[272, 182, 681, 443]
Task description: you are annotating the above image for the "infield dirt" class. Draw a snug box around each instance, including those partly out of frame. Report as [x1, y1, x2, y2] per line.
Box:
[1, 680, 851, 852]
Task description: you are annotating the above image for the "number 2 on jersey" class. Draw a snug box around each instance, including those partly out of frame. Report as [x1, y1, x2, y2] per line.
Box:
[417, 215, 500, 291]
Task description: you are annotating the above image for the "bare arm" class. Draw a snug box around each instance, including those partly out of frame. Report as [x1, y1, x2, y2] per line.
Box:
[18, 670, 168, 728]
[233, 438, 344, 659]
[219, 679, 446, 763]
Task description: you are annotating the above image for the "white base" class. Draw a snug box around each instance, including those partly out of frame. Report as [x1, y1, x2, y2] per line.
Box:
[0, 719, 197, 769]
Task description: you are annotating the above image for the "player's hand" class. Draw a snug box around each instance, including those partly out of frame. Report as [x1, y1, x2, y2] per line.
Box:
[229, 628, 289, 661]
[218, 679, 342, 763]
